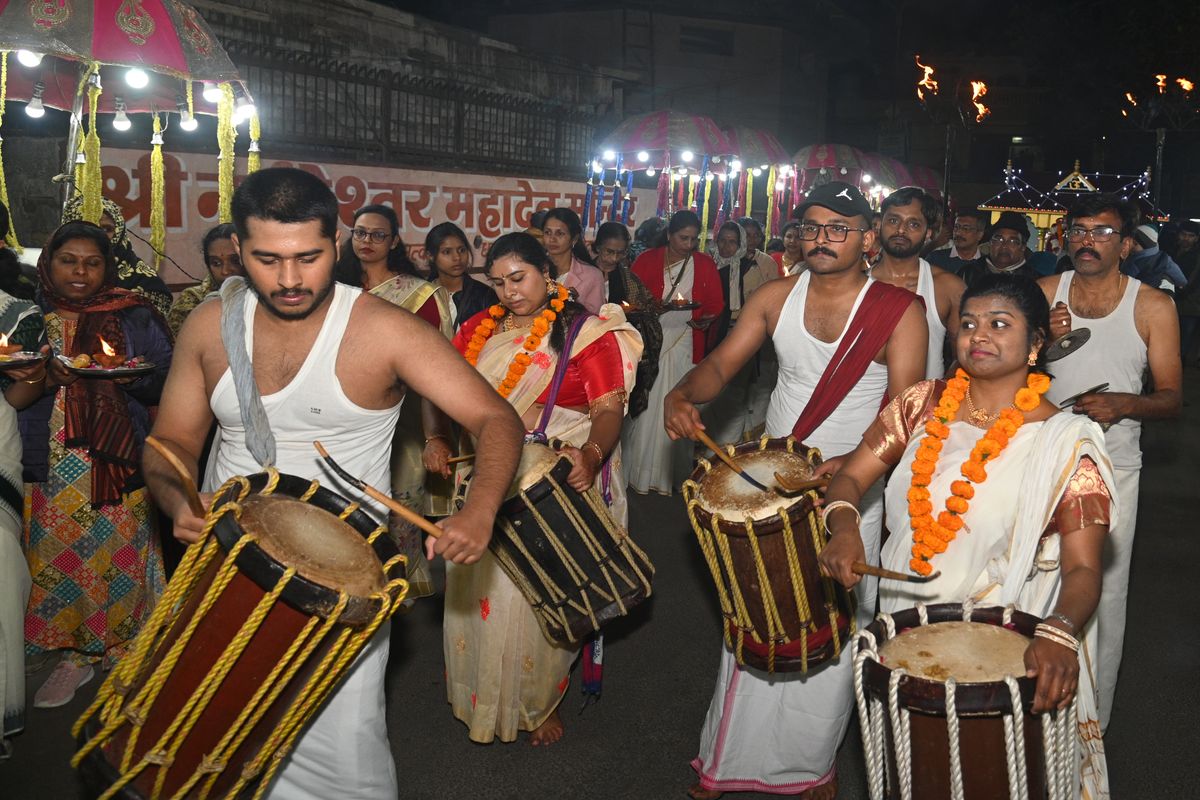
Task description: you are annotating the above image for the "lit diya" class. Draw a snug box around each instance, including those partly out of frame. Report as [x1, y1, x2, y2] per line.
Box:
[93, 336, 125, 369]
[661, 292, 701, 312]
[0, 333, 44, 368]
[58, 335, 154, 377]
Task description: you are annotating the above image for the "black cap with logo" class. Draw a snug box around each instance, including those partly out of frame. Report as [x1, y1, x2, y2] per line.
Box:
[796, 181, 874, 222]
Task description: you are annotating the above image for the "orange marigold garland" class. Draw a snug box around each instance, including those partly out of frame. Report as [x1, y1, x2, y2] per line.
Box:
[907, 369, 1051, 576]
[464, 284, 569, 398]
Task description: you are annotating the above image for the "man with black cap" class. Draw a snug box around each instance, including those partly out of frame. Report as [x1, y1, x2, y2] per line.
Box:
[960, 210, 1040, 288]
[927, 208, 989, 276]
[664, 182, 927, 800]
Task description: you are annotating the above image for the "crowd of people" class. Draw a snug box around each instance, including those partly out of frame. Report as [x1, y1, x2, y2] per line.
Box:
[0, 166, 1186, 800]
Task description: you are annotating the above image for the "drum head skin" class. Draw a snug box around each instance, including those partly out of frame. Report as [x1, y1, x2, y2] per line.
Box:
[239, 495, 386, 598]
[695, 449, 814, 521]
[878, 621, 1029, 683]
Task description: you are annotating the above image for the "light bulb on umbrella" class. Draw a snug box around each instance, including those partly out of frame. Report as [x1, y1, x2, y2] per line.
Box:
[113, 98, 132, 131]
[17, 50, 43, 68]
[126, 67, 149, 89]
[25, 82, 46, 118]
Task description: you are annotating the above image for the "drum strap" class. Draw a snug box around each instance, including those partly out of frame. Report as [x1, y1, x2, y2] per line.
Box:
[790, 281, 917, 442]
[529, 314, 588, 443]
[220, 277, 277, 467]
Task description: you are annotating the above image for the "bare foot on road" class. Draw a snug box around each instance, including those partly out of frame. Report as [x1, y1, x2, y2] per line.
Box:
[529, 709, 564, 746]
[686, 782, 721, 800]
[800, 777, 837, 800]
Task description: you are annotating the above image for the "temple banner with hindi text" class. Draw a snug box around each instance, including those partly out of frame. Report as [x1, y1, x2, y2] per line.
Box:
[99, 148, 654, 287]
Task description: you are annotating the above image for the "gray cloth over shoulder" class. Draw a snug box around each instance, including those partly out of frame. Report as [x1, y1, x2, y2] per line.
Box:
[220, 277, 276, 466]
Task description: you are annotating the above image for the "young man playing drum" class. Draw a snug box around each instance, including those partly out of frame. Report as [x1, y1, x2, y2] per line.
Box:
[143, 168, 524, 799]
[664, 182, 928, 799]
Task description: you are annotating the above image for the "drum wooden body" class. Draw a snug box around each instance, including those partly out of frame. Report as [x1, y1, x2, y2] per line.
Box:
[854, 603, 1076, 800]
[73, 470, 409, 800]
[456, 442, 654, 646]
[683, 436, 854, 673]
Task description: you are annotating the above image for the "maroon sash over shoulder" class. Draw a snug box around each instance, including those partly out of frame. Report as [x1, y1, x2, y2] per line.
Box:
[790, 281, 917, 442]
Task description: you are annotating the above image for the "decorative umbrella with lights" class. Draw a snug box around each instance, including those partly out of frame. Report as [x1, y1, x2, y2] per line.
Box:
[792, 143, 866, 184]
[0, 0, 257, 258]
[857, 151, 911, 207]
[588, 110, 733, 231]
[722, 126, 793, 236]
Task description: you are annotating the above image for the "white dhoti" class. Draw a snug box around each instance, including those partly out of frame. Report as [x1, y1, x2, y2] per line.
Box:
[262, 630, 396, 799]
[692, 485, 883, 793]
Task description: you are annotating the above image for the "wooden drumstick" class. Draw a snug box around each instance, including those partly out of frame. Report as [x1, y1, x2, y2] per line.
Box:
[446, 454, 475, 465]
[693, 429, 771, 492]
[773, 473, 828, 494]
[314, 441, 442, 539]
[851, 561, 940, 583]
[144, 435, 206, 519]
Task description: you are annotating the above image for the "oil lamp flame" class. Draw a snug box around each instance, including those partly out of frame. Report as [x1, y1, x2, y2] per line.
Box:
[914, 55, 939, 101]
[99, 336, 117, 357]
[969, 81, 990, 122]
[0, 334, 8, 348]
[1125, 92, 1138, 106]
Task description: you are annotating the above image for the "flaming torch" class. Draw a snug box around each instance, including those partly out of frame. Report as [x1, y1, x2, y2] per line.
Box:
[1156, 74, 1168, 94]
[1178, 77, 1195, 94]
[915, 55, 939, 102]
[970, 81, 991, 123]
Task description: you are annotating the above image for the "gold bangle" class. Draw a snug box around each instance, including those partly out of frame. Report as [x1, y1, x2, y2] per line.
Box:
[424, 434, 449, 446]
[20, 371, 46, 385]
[582, 440, 605, 466]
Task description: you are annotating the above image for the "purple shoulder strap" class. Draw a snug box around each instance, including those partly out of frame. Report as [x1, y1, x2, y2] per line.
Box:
[531, 314, 588, 439]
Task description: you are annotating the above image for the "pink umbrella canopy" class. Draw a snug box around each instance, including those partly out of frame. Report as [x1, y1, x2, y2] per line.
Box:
[0, 0, 246, 113]
[725, 126, 790, 168]
[792, 143, 866, 173]
[861, 152, 917, 193]
[598, 110, 732, 160]
[908, 164, 944, 195]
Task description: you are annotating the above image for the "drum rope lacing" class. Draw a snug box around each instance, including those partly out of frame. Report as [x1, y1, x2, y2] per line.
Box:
[683, 436, 848, 673]
[491, 471, 652, 645]
[72, 468, 410, 800]
[852, 602, 1078, 800]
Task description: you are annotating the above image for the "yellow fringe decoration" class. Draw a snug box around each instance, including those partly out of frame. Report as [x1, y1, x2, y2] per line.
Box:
[699, 175, 714, 250]
[765, 166, 778, 239]
[0, 51, 21, 252]
[81, 64, 104, 224]
[668, 170, 676, 215]
[745, 169, 754, 221]
[73, 126, 85, 192]
[247, 110, 261, 174]
[149, 114, 165, 270]
[185, 79, 194, 120]
[686, 173, 696, 211]
[217, 83, 236, 223]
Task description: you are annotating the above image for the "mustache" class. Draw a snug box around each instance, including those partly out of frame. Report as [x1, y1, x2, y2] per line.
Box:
[1075, 248, 1101, 260]
[807, 246, 837, 259]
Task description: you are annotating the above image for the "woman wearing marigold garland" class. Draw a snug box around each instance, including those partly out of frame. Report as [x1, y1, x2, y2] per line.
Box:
[445, 232, 642, 746]
[820, 274, 1113, 797]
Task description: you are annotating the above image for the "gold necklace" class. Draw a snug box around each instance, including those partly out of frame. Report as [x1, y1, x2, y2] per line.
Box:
[964, 388, 1001, 427]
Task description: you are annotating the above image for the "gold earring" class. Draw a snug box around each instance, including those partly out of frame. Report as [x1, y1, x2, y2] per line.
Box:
[1027, 352, 1038, 366]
